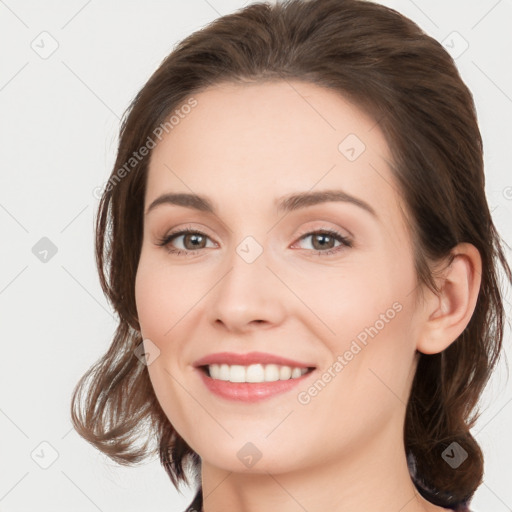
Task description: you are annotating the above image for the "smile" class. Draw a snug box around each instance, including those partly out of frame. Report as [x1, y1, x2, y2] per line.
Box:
[192, 351, 317, 402]
[203, 363, 311, 383]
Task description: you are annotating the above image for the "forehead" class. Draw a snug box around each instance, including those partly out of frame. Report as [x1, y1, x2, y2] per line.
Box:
[145, 80, 402, 224]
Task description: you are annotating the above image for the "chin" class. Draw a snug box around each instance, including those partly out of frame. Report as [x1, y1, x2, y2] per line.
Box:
[197, 439, 310, 475]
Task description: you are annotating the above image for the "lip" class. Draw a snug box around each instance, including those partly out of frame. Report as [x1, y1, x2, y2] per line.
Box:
[195, 365, 316, 402]
[193, 351, 316, 369]
[193, 351, 317, 403]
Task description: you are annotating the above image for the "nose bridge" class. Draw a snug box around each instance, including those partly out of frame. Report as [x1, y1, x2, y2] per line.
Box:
[223, 232, 273, 300]
[208, 230, 285, 328]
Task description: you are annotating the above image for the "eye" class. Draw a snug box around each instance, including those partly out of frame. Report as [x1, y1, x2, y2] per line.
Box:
[155, 227, 353, 257]
[156, 227, 216, 256]
[293, 229, 353, 256]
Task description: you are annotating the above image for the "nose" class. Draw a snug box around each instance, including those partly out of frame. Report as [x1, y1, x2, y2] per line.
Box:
[207, 239, 287, 333]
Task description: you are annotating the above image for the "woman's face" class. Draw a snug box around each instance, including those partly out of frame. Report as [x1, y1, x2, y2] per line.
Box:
[135, 80, 424, 473]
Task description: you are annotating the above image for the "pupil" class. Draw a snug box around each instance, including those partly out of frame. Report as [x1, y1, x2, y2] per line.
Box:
[187, 234, 203, 249]
[315, 234, 332, 249]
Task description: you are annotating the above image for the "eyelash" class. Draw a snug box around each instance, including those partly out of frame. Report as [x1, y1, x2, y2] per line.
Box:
[156, 226, 353, 257]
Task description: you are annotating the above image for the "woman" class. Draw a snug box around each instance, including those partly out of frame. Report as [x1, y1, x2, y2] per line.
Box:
[71, 1, 511, 511]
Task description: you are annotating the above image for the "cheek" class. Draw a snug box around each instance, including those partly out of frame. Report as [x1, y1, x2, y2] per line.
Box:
[301, 263, 400, 342]
[317, 250, 416, 368]
[134, 255, 180, 341]
[134, 265, 158, 337]
[134, 259, 193, 433]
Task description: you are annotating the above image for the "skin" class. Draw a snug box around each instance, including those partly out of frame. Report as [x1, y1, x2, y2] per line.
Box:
[134, 80, 482, 512]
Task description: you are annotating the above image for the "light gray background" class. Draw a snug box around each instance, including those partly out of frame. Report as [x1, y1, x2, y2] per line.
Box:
[1, 1, 511, 511]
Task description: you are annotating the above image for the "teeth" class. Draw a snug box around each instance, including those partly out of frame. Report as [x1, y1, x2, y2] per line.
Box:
[207, 363, 310, 383]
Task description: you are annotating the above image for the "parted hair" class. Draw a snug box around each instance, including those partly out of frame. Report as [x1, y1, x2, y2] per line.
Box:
[71, 0, 511, 509]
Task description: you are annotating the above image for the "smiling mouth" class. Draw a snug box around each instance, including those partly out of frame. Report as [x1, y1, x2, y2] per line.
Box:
[199, 363, 316, 383]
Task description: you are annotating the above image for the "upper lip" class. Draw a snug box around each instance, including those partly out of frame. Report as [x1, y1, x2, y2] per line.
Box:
[193, 351, 316, 369]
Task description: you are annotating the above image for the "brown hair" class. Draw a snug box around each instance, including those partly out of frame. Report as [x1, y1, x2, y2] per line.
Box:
[70, 0, 511, 508]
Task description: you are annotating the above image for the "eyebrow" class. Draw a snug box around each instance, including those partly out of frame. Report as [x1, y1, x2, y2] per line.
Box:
[145, 189, 377, 218]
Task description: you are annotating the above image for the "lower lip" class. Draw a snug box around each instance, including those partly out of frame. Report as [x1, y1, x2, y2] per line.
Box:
[195, 367, 315, 402]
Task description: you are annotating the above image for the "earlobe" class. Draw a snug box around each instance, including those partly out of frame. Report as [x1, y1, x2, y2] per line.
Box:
[416, 243, 482, 355]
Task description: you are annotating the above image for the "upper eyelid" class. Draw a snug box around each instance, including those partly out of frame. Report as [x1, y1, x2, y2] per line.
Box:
[165, 226, 346, 238]
[163, 220, 351, 238]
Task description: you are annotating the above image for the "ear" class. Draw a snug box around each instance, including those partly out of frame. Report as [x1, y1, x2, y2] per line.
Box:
[416, 243, 482, 355]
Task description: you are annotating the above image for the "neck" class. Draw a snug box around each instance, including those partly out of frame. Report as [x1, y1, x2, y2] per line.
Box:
[198, 420, 449, 512]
